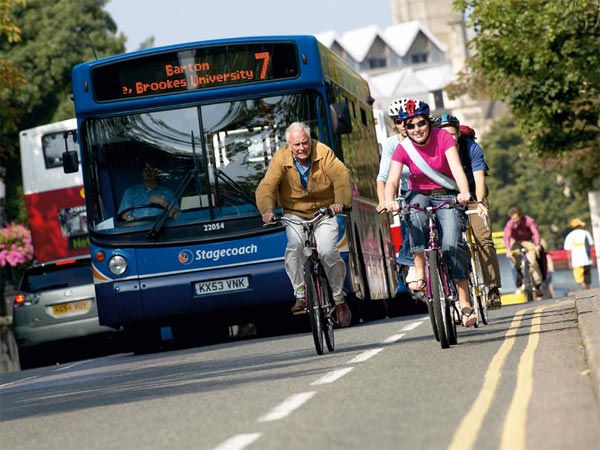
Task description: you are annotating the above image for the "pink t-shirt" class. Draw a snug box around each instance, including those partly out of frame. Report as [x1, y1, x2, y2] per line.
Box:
[391, 128, 457, 191]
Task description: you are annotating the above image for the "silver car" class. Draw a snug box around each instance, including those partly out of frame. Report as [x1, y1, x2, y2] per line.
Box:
[13, 255, 116, 369]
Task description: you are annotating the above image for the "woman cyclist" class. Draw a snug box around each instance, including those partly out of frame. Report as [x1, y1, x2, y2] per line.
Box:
[383, 99, 475, 327]
[433, 114, 503, 309]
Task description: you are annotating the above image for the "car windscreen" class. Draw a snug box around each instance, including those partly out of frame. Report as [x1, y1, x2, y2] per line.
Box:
[21, 264, 93, 292]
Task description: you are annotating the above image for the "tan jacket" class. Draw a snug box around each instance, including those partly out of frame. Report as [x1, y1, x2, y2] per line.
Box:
[256, 140, 352, 219]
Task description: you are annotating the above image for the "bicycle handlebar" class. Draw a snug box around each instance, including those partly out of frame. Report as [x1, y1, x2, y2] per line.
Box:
[465, 208, 489, 229]
[396, 197, 458, 214]
[263, 205, 351, 228]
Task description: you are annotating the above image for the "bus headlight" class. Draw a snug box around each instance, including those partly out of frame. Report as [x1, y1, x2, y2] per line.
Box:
[108, 255, 128, 275]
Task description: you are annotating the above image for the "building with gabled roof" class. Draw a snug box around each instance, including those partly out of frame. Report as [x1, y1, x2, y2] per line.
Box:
[315, 21, 454, 120]
[316, 1, 505, 138]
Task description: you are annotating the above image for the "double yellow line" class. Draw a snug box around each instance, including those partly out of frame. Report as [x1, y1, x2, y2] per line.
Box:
[448, 305, 548, 450]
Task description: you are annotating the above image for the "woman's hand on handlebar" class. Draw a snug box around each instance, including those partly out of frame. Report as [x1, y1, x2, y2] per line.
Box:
[385, 200, 400, 212]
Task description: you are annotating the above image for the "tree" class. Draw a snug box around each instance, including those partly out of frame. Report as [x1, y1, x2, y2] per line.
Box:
[452, 0, 600, 192]
[482, 115, 590, 250]
[0, 0, 126, 222]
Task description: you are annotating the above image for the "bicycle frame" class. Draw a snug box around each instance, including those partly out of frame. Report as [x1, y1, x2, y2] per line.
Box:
[400, 198, 458, 348]
[464, 209, 489, 325]
[518, 247, 535, 302]
[268, 208, 339, 354]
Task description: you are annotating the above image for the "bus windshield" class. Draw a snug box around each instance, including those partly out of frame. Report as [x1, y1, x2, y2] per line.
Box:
[82, 92, 326, 237]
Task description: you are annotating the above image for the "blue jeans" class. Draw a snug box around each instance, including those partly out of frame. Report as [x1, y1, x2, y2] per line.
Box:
[404, 191, 469, 281]
[397, 219, 414, 266]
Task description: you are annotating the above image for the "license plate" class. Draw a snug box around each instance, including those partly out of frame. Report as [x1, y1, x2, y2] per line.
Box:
[51, 299, 92, 316]
[195, 276, 249, 295]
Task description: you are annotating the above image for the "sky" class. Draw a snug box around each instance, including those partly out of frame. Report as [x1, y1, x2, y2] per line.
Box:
[105, 0, 395, 52]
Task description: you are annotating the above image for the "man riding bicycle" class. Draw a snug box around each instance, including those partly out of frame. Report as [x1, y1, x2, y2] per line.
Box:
[503, 206, 544, 295]
[256, 122, 353, 327]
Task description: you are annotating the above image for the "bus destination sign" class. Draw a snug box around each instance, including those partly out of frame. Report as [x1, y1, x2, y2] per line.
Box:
[93, 43, 299, 101]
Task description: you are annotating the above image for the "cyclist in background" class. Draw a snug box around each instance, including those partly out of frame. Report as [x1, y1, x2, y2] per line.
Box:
[383, 99, 476, 327]
[376, 98, 416, 287]
[433, 115, 503, 309]
[503, 206, 544, 293]
[256, 122, 353, 327]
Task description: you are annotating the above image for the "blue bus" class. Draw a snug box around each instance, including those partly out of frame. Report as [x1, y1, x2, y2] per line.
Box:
[67, 35, 398, 351]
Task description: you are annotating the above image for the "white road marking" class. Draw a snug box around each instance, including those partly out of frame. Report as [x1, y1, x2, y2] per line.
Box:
[211, 433, 262, 450]
[310, 367, 354, 385]
[53, 359, 93, 371]
[0, 376, 38, 389]
[382, 333, 406, 344]
[258, 392, 316, 422]
[348, 348, 384, 363]
[401, 321, 424, 331]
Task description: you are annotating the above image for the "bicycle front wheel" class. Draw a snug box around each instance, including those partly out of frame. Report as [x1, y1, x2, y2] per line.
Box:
[477, 293, 489, 325]
[472, 249, 489, 324]
[305, 261, 324, 355]
[427, 251, 449, 349]
[468, 267, 481, 328]
[319, 271, 335, 352]
[523, 263, 535, 302]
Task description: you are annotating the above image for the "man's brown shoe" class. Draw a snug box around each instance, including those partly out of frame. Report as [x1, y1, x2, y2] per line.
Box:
[335, 303, 352, 328]
[291, 298, 306, 315]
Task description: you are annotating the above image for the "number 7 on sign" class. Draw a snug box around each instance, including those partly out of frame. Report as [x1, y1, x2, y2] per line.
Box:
[255, 52, 270, 80]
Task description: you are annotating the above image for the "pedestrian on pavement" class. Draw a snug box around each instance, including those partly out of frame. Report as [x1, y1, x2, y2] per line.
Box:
[564, 218, 594, 290]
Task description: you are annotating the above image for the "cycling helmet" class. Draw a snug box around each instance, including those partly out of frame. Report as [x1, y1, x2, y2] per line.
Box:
[433, 113, 460, 129]
[387, 98, 410, 117]
[396, 98, 431, 122]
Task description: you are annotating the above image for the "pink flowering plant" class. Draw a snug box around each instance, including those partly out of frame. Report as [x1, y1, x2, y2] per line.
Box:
[0, 223, 34, 268]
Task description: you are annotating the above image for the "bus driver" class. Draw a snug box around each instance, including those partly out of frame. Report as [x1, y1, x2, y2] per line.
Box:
[119, 160, 180, 221]
[256, 122, 353, 327]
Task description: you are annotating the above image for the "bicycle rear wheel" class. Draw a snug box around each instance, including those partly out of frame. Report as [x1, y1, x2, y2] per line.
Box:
[446, 300, 457, 345]
[319, 272, 335, 352]
[427, 251, 449, 349]
[305, 261, 324, 355]
[426, 297, 440, 342]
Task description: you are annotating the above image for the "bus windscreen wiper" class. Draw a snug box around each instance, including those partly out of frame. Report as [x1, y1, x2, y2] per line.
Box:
[214, 168, 258, 208]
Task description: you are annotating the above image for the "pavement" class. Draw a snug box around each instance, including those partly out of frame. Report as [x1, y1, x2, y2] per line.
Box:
[574, 287, 600, 405]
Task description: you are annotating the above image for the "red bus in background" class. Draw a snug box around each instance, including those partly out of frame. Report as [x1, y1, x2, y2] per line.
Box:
[19, 119, 89, 263]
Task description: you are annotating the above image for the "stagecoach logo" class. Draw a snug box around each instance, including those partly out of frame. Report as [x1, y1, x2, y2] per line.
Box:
[178, 249, 194, 265]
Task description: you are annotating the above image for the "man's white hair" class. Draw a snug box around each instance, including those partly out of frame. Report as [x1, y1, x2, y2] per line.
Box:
[285, 122, 311, 142]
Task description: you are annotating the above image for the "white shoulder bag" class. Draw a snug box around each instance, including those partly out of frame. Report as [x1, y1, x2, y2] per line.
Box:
[399, 138, 458, 191]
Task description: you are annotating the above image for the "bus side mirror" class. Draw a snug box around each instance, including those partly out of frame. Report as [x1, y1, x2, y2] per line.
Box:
[330, 103, 352, 134]
[63, 150, 79, 173]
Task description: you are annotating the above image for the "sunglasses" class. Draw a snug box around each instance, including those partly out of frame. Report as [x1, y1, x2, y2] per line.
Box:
[405, 120, 428, 130]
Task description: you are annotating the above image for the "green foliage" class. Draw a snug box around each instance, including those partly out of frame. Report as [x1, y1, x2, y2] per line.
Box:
[0, 0, 126, 222]
[453, 0, 600, 191]
[483, 115, 591, 250]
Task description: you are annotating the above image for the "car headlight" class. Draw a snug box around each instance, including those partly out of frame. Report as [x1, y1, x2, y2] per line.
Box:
[108, 255, 128, 275]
